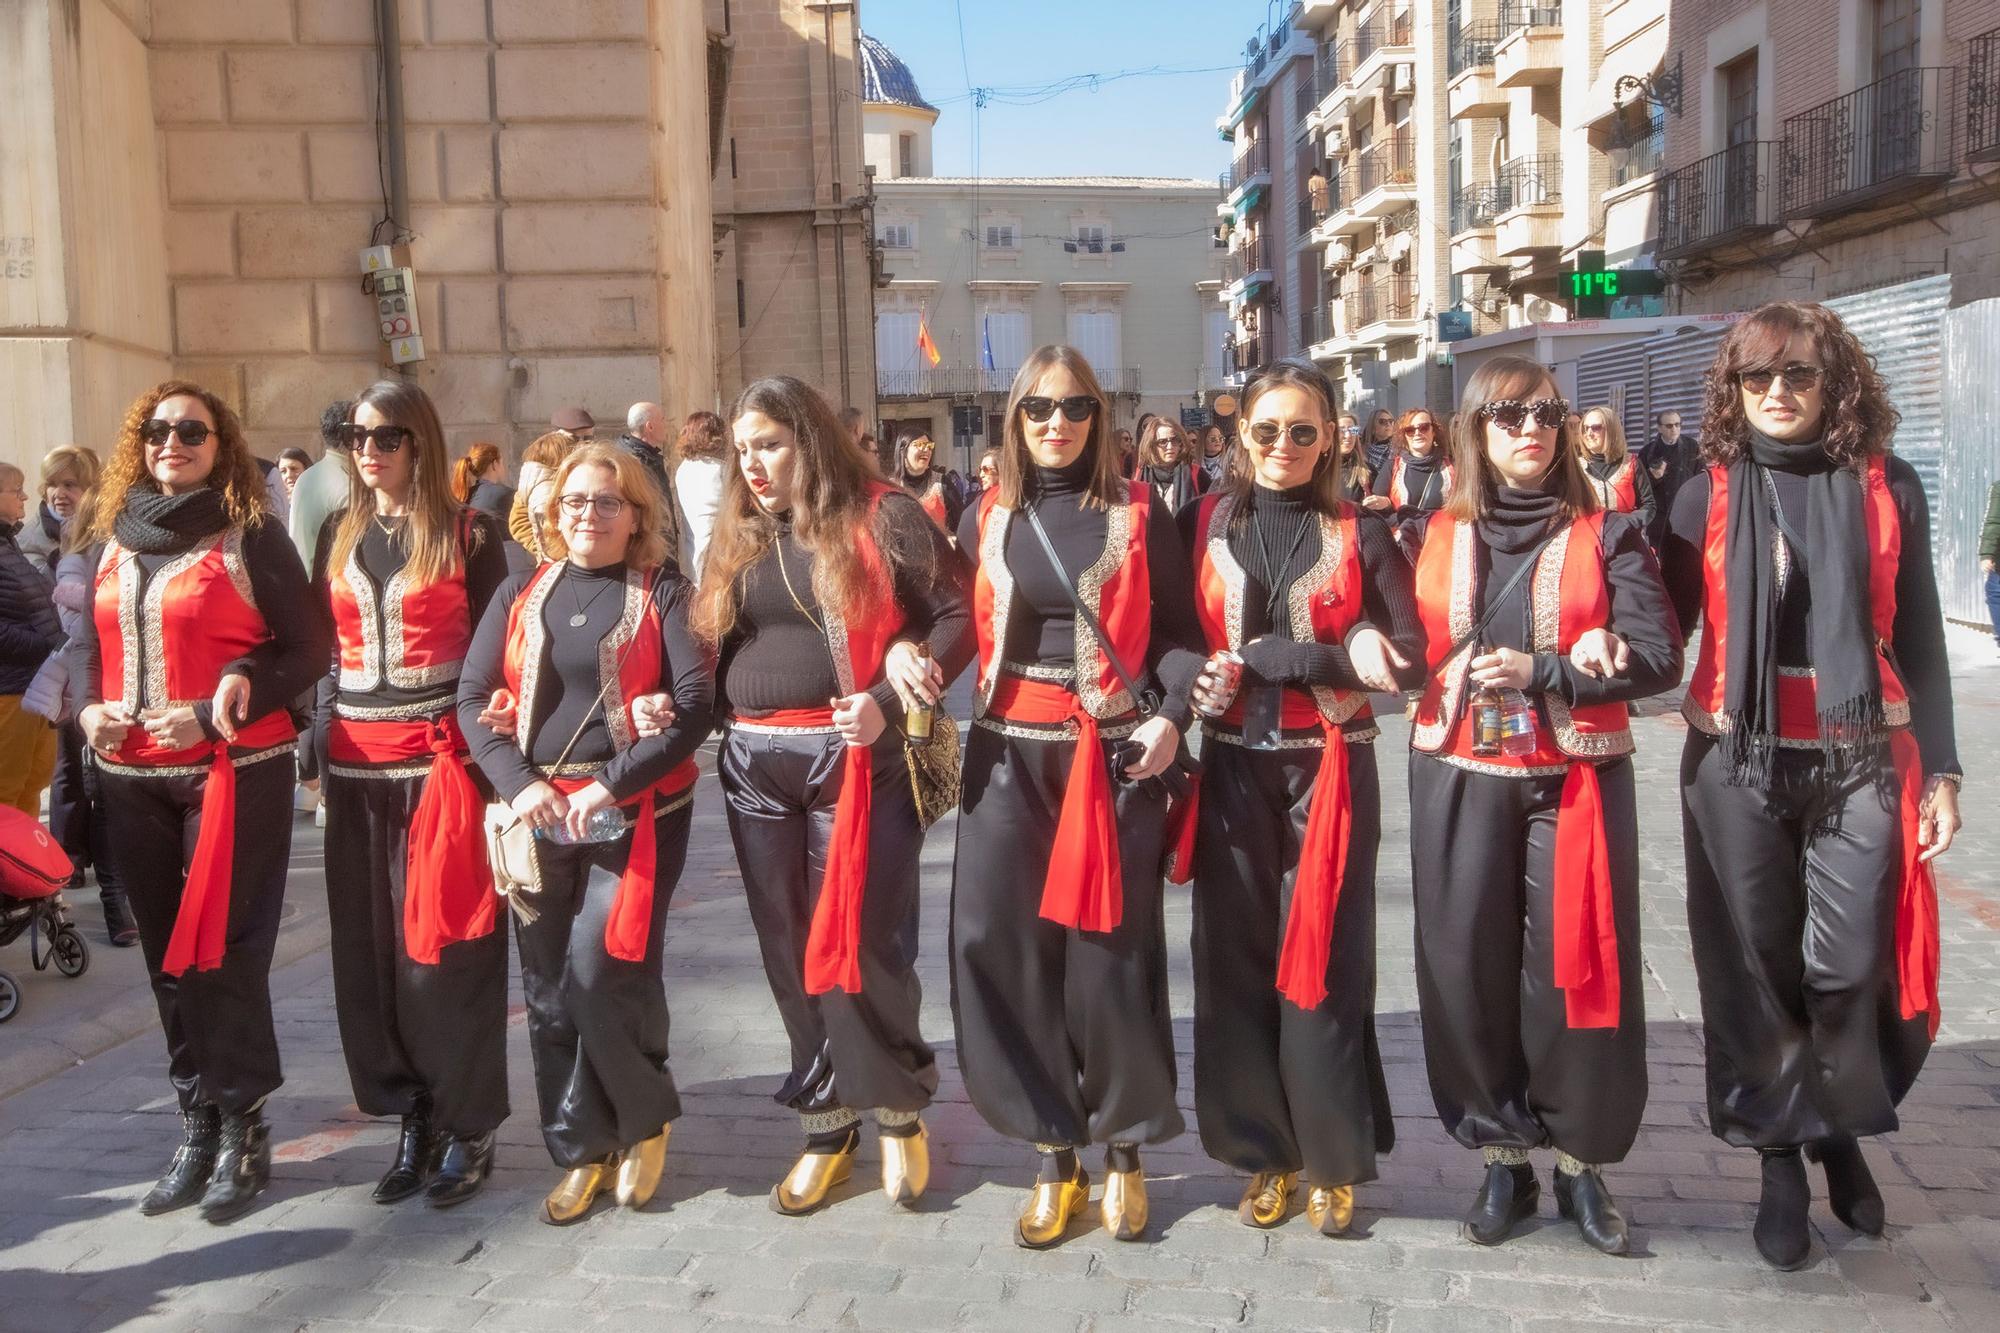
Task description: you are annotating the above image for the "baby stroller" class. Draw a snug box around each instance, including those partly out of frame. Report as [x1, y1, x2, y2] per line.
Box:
[0, 805, 90, 1023]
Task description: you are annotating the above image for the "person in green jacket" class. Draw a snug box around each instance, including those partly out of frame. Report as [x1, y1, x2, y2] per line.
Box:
[1981, 480, 2000, 647]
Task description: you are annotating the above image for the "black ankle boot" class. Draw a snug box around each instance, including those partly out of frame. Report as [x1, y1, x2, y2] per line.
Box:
[140, 1105, 220, 1215]
[426, 1132, 496, 1208]
[1754, 1149, 1812, 1270]
[101, 892, 139, 948]
[1554, 1166, 1630, 1255]
[1463, 1161, 1539, 1246]
[199, 1108, 272, 1224]
[373, 1108, 440, 1204]
[1808, 1137, 1885, 1236]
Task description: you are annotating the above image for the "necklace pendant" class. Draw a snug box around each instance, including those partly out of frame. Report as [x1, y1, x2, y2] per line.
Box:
[568, 612, 589, 628]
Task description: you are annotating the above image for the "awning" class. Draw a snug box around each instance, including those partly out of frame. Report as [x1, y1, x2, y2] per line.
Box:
[1583, 20, 1668, 131]
[1231, 184, 1266, 222]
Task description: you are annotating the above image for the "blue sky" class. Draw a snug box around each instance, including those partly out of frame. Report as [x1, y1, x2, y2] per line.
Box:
[860, 0, 1271, 179]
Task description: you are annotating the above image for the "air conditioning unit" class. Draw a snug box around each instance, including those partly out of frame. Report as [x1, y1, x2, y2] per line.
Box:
[1391, 63, 1414, 95]
[1326, 127, 1346, 155]
[1330, 238, 1354, 266]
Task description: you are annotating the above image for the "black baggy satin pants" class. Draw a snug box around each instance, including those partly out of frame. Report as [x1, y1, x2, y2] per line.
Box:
[97, 751, 293, 1116]
[516, 799, 690, 1168]
[718, 727, 938, 1117]
[1681, 731, 1931, 1148]
[1408, 752, 1647, 1165]
[323, 769, 509, 1137]
[1192, 739, 1392, 1186]
[950, 723, 1184, 1148]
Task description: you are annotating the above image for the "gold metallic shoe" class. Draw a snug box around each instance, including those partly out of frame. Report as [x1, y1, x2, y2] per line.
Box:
[542, 1160, 612, 1226]
[1102, 1166, 1149, 1242]
[1237, 1171, 1298, 1229]
[614, 1123, 670, 1209]
[1306, 1183, 1355, 1236]
[770, 1139, 856, 1216]
[880, 1125, 929, 1207]
[1015, 1166, 1089, 1249]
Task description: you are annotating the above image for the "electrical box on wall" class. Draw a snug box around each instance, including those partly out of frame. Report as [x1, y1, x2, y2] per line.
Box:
[358, 245, 424, 366]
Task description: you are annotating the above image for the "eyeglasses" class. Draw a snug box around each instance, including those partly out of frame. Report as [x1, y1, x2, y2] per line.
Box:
[1739, 363, 1824, 394]
[139, 419, 218, 448]
[1406, 422, 1435, 435]
[337, 424, 414, 453]
[1583, 423, 1608, 434]
[1480, 398, 1570, 431]
[559, 493, 630, 519]
[1018, 395, 1097, 424]
[1246, 421, 1322, 449]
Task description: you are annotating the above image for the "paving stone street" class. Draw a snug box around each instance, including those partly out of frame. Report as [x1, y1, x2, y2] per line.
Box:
[3, 637, 1998, 1333]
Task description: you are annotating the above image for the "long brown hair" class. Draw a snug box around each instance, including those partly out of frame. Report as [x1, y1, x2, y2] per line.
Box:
[996, 345, 1124, 511]
[694, 375, 927, 646]
[1137, 416, 1191, 471]
[1218, 360, 1347, 533]
[451, 441, 501, 503]
[92, 380, 268, 542]
[540, 444, 671, 572]
[1443, 355, 1598, 523]
[328, 381, 465, 589]
[1697, 300, 1897, 470]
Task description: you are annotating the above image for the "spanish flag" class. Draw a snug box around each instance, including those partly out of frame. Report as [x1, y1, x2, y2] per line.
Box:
[916, 314, 941, 367]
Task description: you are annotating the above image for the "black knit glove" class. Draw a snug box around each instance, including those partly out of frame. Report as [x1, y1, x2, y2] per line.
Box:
[1237, 635, 1316, 686]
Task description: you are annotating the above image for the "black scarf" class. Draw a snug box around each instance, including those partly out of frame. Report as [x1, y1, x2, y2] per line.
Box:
[113, 487, 231, 555]
[1476, 481, 1564, 555]
[1720, 429, 1881, 786]
[1145, 463, 1194, 513]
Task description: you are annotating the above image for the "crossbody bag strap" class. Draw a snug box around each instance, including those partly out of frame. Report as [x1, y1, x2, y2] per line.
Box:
[1022, 503, 1153, 714]
[1438, 526, 1566, 666]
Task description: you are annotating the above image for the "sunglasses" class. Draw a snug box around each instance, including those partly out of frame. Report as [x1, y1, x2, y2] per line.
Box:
[1738, 363, 1824, 394]
[1406, 422, 1436, 435]
[337, 424, 415, 452]
[1584, 422, 1608, 434]
[1480, 398, 1571, 431]
[559, 493, 630, 519]
[1246, 421, 1322, 449]
[1018, 395, 1097, 424]
[139, 419, 218, 448]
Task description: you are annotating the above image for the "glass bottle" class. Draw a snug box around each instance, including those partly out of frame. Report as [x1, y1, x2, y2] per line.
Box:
[902, 640, 935, 741]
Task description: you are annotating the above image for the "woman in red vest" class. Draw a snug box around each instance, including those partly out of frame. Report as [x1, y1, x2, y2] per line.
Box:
[457, 445, 714, 1225]
[313, 381, 510, 1208]
[895, 430, 966, 538]
[1364, 407, 1454, 553]
[1576, 405, 1656, 531]
[691, 377, 966, 1216]
[1176, 361, 1423, 1235]
[952, 344, 1204, 1249]
[1407, 355, 1680, 1256]
[73, 380, 329, 1223]
[1661, 303, 1961, 1270]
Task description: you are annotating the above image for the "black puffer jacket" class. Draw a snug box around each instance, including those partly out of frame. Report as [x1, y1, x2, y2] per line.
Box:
[0, 522, 62, 694]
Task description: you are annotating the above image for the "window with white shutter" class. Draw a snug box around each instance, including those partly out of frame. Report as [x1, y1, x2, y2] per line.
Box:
[1065, 309, 1122, 380]
[875, 310, 925, 393]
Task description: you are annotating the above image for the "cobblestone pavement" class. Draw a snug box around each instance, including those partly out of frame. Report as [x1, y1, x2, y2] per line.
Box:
[3, 638, 1998, 1333]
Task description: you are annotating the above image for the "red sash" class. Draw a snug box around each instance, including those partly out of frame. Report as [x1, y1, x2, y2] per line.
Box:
[989, 676, 1126, 933]
[327, 713, 494, 965]
[1890, 730, 1942, 1037]
[545, 764, 698, 962]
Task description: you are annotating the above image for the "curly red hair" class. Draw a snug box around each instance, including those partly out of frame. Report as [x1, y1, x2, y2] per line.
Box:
[1697, 301, 1898, 471]
[91, 380, 268, 542]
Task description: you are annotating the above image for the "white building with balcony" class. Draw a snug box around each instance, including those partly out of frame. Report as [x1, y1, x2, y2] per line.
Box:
[863, 36, 1224, 464]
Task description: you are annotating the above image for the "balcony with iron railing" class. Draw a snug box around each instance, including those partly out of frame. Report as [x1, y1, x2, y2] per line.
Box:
[1345, 133, 1418, 218]
[1229, 336, 1265, 381]
[1494, 153, 1562, 256]
[1223, 137, 1273, 203]
[1226, 238, 1272, 285]
[1780, 67, 1960, 219]
[1657, 139, 1780, 260]
[1341, 275, 1420, 343]
[1494, 3, 1562, 88]
[877, 366, 987, 399]
[1971, 26, 2000, 163]
[1448, 21, 1506, 120]
[1610, 125, 1667, 187]
[1449, 180, 1511, 274]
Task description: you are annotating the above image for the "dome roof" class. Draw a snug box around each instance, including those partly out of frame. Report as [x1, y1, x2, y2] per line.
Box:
[859, 33, 937, 115]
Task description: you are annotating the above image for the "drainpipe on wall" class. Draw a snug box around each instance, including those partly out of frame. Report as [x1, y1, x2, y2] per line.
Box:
[376, 0, 411, 242]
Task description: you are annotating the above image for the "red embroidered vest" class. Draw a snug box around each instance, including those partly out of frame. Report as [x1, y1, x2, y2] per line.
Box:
[971, 482, 1152, 721]
[1588, 457, 1640, 514]
[328, 513, 474, 697]
[910, 476, 950, 533]
[1389, 453, 1455, 510]
[1409, 511, 1634, 769]
[93, 531, 296, 766]
[1682, 456, 1909, 741]
[1190, 491, 1373, 734]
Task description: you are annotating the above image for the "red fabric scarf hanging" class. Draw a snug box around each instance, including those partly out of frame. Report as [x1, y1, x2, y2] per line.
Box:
[989, 676, 1125, 932]
[1890, 730, 1942, 1038]
[163, 744, 236, 976]
[1274, 724, 1351, 1010]
[1551, 762, 1621, 1029]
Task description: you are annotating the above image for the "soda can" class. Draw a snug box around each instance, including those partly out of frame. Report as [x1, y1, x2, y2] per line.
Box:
[1198, 650, 1245, 718]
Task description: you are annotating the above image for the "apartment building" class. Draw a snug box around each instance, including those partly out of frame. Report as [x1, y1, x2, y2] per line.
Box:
[1653, 0, 2000, 313]
[865, 36, 1223, 459]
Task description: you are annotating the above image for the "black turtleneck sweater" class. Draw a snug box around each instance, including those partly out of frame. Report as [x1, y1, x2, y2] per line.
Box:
[1583, 453, 1658, 530]
[1662, 452, 1958, 776]
[955, 455, 1203, 727]
[718, 492, 970, 721]
[1456, 485, 1681, 709]
[457, 560, 714, 804]
[1175, 485, 1424, 693]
